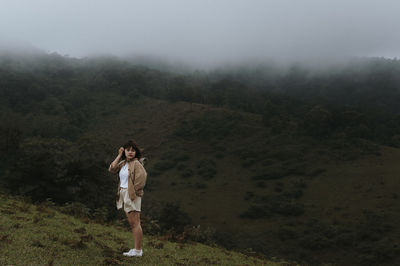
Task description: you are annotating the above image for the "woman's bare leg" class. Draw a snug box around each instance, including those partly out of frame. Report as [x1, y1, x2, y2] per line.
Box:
[125, 211, 142, 250]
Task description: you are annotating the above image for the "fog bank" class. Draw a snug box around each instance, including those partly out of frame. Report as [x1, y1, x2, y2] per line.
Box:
[1, 0, 400, 68]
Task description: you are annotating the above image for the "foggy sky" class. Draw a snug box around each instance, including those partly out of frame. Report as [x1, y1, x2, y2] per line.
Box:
[1, 0, 400, 67]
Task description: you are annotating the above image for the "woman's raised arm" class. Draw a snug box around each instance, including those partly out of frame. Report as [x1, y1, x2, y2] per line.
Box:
[108, 147, 124, 173]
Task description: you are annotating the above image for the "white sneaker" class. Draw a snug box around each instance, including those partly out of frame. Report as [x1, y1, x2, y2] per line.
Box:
[123, 249, 143, 257]
[123, 249, 134, 256]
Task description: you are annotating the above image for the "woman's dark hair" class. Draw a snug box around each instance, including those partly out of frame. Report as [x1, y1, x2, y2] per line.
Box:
[121, 139, 142, 160]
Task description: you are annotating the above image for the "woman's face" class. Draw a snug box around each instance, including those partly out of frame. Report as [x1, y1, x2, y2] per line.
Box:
[124, 147, 136, 160]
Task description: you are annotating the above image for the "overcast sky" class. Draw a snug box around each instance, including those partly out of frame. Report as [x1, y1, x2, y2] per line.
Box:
[1, 0, 400, 67]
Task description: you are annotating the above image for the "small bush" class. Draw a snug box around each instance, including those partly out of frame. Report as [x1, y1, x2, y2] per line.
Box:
[285, 163, 306, 176]
[176, 163, 187, 171]
[255, 181, 266, 188]
[242, 159, 256, 168]
[197, 159, 217, 179]
[33, 214, 43, 223]
[215, 153, 224, 159]
[308, 168, 327, 177]
[278, 226, 299, 241]
[252, 170, 287, 181]
[91, 207, 109, 223]
[262, 159, 274, 166]
[214, 145, 227, 152]
[283, 189, 303, 199]
[180, 169, 194, 178]
[299, 234, 332, 250]
[183, 225, 216, 245]
[60, 202, 91, 219]
[35, 204, 53, 215]
[240, 205, 271, 219]
[157, 202, 192, 234]
[244, 191, 255, 200]
[271, 200, 305, 216]
[31, 240, 45, 248]
[61, 238, 87, 249]
[292, 179, 307, 189]
[73, 227, 87, 234]
[195, 183, 207, 189]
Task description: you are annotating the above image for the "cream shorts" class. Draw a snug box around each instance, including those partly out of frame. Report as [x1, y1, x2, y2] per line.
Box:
[116, 187, 142, 213]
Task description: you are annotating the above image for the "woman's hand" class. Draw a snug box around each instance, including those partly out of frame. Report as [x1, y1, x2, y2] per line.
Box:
[118, 147, 124, 156]
[109, 147, 124, 173]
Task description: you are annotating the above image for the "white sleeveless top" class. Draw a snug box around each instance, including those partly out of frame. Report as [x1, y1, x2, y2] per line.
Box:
[119, 163, 129, 188]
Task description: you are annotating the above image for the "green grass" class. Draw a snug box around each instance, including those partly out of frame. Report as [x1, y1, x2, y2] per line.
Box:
[0, 191, 289, 266]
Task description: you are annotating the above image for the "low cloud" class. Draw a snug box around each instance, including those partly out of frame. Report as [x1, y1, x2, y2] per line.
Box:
[1, 0, 400, 67]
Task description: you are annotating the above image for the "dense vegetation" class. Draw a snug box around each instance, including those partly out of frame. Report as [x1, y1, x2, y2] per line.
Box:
[1, 51, 400, 265]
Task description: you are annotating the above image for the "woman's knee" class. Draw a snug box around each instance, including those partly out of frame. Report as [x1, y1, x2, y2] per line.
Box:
[127, 211, 140, 228]
[126, 217, 135, 228]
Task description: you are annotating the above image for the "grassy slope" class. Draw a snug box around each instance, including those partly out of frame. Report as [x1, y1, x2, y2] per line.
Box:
[86, 96, 400, 264]
[0, 191, 289, 266]
[303, 145, 400, 223]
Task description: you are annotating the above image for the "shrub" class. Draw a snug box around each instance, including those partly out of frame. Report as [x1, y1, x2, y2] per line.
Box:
[240, 205, 270, 219]
[244, 191, 255, 200]
[282, 189, 303, 199]
[197, 159, 217, 179]
[242, 159, 256, 168]
[157, 202, 192, 234]
[252, 169, 288, 181]
[180, 169, 194, 178]
[307, 168, 327, 177]
[271, 149, 303, 161]
[270, 200, 305, 216]
[60, 201, 91, 219]
[262, 159, 274, 166]
[299, 234, 332, 250]
[195, 183, 207, 189]
[255, 181, 266, 188]
[182, 225, 216, 245]
[215, 153, 224, 159]
[278, 226, 299, 241]
[91, 207, 109, 223]
[176, 163, 187, 171]
[292, 179, 307, 189]
[285, 163, 306, 176]
[214, 145, 227, 152]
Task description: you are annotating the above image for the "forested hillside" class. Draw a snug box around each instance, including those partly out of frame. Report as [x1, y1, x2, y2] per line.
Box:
[1, 51, 400, 265]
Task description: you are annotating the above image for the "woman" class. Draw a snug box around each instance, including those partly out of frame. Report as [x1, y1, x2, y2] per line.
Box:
[108, 139, 147, 257]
